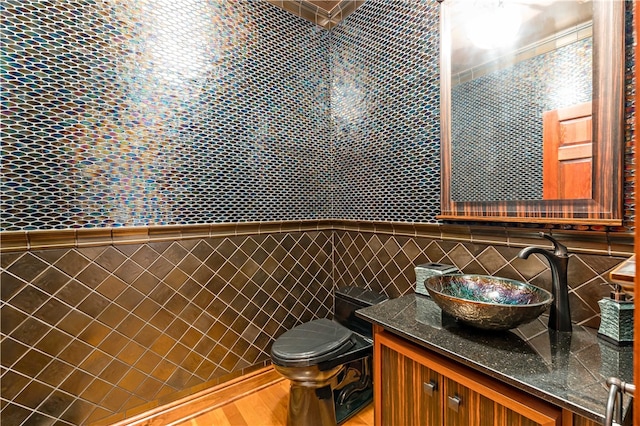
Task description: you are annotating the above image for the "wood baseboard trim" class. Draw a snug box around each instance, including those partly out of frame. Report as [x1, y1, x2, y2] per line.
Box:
[104, 366, 284, 426]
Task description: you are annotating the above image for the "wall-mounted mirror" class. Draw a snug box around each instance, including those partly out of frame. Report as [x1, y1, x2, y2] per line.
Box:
[439, 0, 624, 225]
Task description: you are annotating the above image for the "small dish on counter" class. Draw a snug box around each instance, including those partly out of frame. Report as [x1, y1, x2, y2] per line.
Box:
[423, 274, 553, 331]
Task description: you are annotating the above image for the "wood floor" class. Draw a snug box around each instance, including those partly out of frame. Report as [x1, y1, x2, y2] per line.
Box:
[176, 378, 374, 426]
[103, 367, 373, 426]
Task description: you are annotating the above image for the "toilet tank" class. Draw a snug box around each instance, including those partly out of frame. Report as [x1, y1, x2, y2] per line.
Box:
[334, 286, 387, 338]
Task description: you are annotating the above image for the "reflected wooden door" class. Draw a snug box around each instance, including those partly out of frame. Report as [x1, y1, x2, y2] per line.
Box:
[542, 102, 592, 200]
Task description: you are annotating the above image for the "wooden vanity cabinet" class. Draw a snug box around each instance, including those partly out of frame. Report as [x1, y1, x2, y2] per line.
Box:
[373, 328, 562, 426]
[379, 343, 442, 425]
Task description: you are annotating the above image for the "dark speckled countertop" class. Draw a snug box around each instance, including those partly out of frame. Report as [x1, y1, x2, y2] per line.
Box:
[356, 294, 634, 423]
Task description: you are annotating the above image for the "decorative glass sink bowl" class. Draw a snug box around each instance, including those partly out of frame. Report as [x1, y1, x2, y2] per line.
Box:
[423, 274, 554, 331]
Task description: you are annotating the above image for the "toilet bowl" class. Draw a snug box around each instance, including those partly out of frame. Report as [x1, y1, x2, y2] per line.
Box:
[270, 286, 387, 426]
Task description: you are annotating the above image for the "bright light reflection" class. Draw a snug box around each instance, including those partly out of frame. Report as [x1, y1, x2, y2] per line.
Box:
[147, 0, 210, 81]
[466, 2, 522, 50]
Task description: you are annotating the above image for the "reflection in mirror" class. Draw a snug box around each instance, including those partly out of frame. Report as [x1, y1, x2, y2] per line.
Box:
[439, 0, 624, 224]
[450, 1, 593, 202]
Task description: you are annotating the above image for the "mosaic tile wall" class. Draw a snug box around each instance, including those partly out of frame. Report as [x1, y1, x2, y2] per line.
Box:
[1, 0, 331, 231]
[451, 38, 592, 202]
[331, 1, 635, 227]
[1, 231, 333, 424]
[331, 0, 442, 222]
[1, 0, 635, 229]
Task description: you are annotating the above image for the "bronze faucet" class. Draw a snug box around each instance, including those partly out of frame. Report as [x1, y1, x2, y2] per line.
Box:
[518, 233, 572, 332]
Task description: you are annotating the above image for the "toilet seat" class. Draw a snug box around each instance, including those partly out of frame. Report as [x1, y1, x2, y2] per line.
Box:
[271, 318, 355, 367]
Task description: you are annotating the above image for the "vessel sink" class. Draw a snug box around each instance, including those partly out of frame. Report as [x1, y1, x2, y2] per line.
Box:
[423, 274, 553, 331]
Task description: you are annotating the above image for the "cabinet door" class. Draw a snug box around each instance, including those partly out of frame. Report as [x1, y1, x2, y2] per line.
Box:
[564, 411, 600, 426]
[443, 377, 542, 426]
[443, 376, 493, 426]
[380, 344, 441, 425]
[373, 328, 560, 426]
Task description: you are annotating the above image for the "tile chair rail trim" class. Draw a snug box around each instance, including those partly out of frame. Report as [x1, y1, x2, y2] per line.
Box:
[0, 220, 633, 257]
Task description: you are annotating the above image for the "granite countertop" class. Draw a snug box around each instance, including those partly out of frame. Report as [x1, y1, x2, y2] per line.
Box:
[356, 294, 634, 423]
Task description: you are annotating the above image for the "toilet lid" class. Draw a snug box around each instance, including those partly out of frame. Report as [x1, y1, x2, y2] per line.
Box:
[270, 318, 354, 367]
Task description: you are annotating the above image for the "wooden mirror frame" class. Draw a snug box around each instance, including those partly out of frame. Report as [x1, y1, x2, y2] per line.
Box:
[438, 1, 625, 225]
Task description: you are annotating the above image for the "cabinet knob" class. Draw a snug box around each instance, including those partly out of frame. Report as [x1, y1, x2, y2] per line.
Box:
[447, 395, 462, 412]
[423, 380, 438, 396]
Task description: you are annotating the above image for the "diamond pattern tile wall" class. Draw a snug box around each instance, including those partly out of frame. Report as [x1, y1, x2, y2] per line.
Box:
[333, 231, 625, 328]
[1, 231, 333, 424]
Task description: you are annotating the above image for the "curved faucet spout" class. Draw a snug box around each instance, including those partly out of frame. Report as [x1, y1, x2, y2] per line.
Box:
[518, 233, 572, 332]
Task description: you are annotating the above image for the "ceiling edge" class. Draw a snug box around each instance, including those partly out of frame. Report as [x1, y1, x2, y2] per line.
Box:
[265, 0, 365, 29]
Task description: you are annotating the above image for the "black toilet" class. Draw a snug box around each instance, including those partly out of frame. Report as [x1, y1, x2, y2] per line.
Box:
[270, 286, 387, 426]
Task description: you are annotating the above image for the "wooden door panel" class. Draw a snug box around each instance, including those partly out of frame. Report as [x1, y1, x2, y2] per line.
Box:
[444, 377, 543, 426]
[558, 159, 592, 199]
[557, 143, 592, 162]
[543, 102, 592, 200]
[567, 411, 600, 426]
[380, 344, 441, 425]
[558, 116, 592, 146]
[443, 377, 494, 426]
[497, 405, 544, 426]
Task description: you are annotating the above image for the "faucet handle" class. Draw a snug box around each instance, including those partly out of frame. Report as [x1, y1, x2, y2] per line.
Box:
[539, 232, 568, 257]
